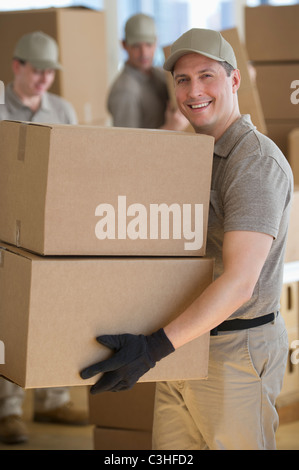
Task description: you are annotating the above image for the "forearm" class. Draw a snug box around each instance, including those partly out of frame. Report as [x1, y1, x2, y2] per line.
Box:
[164, 271, 252, 349]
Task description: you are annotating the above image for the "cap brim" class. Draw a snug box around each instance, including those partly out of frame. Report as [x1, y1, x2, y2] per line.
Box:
[164, 48, 225, 72]
[126, 35, 156, 45]
[28, 59, 62, 70]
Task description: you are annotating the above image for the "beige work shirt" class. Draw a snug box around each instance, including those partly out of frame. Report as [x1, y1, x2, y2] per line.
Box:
[107, 63, 169, 129]
[0, 83, 77, 125]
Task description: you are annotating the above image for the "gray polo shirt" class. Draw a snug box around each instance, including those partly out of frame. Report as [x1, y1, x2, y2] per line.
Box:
[107, 63, 169, 129]
[208, 114, 294, 320]
[0, 82, 77, 124]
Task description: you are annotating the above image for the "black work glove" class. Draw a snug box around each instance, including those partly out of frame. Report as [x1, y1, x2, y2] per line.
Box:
[80, 328, 175, 394]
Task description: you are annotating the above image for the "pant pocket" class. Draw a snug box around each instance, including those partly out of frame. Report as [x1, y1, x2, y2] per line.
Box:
[247, 317, 289, 382]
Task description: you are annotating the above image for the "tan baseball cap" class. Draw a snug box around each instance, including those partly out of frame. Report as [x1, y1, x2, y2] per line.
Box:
[125, 14, 157, 45]
[164, 28, 237, 72]
[13, 31, 62, 70]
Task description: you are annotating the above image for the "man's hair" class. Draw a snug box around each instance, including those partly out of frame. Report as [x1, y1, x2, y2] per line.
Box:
[13, 58, 26, 65]
[219, 61, 235, 76]
[171, 59, 235, 77]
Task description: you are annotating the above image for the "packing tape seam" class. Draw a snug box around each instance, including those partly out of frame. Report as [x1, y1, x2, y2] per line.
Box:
[18, 124, 27, 162]
[0, 250, 4, 268]
[15, 220, 21, 247]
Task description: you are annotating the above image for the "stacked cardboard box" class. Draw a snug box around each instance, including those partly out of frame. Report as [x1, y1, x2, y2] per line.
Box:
[245, 5, 299, 158]
[163, 28, 267, 134]
[277, 187, 299, 418]
[284, 188, 299, 264]
[90, 383, 155, 450]
[0, 120, 214, 449]
[277, 280, 299, 421]
[246, 9, 299, 414]
[289, 129, 299, 186]
[0, 8, 108, 126]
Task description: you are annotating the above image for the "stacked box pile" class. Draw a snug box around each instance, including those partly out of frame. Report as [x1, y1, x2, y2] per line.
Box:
[0, 8, 108, 126]
[245, 4, 299, 158]
[0, 120, 214, 449]
[278, 186, 299, 414]
[289, 129, 299, 186]
[246, 8, 299, 413]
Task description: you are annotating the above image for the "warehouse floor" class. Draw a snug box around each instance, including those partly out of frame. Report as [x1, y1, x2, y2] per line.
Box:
[0, 386, 298, 450]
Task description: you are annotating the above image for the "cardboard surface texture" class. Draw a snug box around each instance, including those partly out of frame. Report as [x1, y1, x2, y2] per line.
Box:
[0, 244, 213, 389]
[255, 64, 299, 120]
[245, 5, 299, 62]
[0, 121, 214, 256]
[0, 7, 108, 124]
[285, 187, 299, 264]
[266, 121, 299, 159]
[89, 383, 156, 431]
[93, 427, 152, 451]
[289, 130, 299, 186]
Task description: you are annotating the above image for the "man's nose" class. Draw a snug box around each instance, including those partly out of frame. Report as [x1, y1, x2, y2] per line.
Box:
[187, 79, 203, 98]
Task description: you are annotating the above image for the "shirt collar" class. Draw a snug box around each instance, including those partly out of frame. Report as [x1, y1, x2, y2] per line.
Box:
[6, 82, 50, 112]
[214, 114, 255, 158]
[124, 62, 154, 83]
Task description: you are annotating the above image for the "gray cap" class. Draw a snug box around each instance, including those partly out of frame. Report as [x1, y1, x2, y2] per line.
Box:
[13, 31, 62, 70]
[125, 14, 157, 45]
[164, 28, 237, 72]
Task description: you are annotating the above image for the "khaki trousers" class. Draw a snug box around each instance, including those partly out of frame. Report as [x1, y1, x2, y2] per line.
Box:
[152, 314, 289, 450]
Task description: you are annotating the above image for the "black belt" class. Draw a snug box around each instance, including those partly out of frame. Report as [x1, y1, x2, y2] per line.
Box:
[210, 312, 278, 336]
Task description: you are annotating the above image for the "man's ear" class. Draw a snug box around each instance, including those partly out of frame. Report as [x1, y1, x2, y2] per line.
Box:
[12, 59, 22, 76]
[232, 68, 241, 94]
[122, 40, 129, 52]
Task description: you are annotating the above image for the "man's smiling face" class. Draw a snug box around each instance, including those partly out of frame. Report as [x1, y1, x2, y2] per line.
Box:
[173, 52, 241, 140]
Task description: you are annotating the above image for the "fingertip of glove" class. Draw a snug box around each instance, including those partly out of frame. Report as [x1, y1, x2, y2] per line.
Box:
[89, 385, 98, 395]
[80, 369, 91, 380]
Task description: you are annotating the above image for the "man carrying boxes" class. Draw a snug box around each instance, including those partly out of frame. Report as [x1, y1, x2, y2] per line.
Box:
[81, 28, 294, 450]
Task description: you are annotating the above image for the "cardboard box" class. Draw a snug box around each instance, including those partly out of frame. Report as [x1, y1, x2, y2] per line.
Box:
[0, 121, 213, 257]
[279, 330, 299, 399]
[0, 244, 213, 389]
[266, 120, 299, 159]
[289, 129, 299, 185]
[255, 63, 299, 120]
[89, 383, 156, 431]
[280, 282, 299, 331]
[0, 8, 108, 124]
[285, 188, 299, 264]
[245, 5, 299, 62]
[93, 427, 152, 451]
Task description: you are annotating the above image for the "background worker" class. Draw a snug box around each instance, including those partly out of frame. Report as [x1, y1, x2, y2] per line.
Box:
[0, 31, 87, 445]
[81, 28, 293, 450]
[107, 13, 188, 131]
